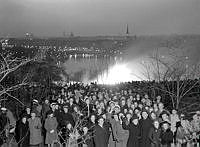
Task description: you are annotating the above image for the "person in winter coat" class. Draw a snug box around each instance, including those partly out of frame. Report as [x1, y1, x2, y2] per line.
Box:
[44, 110, 58, 147]
[118, 113, 129, 147]
[176, 121, 188, 147]
[114, 113, 129, 147]
[61, 105, 75, 127]
[122, 114, 140, 147]
[60, 121, 72, 146]
[170, 109, 180, 143]
[15, 114, 30, 147]
[81, 126, 91, 147]
[102, 114, 112, 146]
[94, 117, 108, 147]
[160, 121, 173, 147]
[140, 110, 152, 147]
[148, 120, 161, 147]
[20, 105, 31, 119]
[42, 99, 50, 120]
[28, 110, 42, 147]
[107, 113, 118, 147]
[60, 121, 78, 147]
[0, 108, 9, 146]
[86, 114, 96, 147]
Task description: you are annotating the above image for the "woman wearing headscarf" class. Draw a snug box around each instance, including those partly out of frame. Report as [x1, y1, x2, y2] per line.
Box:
[15, 114, 30, 147]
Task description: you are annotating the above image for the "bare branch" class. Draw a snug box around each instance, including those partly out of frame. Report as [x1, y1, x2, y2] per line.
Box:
[4, 92, 25, 106]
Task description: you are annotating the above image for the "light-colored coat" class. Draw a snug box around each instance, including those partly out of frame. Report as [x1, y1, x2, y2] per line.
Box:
[28, 117, 42, 145]
[44, 117, 58, 144]
[114, 121, 129, 147]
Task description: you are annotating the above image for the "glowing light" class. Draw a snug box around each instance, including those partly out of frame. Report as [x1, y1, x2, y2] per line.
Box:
[95, 63, 136, 85]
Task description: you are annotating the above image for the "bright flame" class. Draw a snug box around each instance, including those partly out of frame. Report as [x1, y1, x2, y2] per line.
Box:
[95, 63, 136, 85]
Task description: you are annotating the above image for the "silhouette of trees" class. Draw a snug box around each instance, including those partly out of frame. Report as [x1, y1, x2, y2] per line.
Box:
[141, 48, 200, 114]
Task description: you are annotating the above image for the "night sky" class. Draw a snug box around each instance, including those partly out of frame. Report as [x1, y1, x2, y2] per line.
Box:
[0, 0, 200, 37]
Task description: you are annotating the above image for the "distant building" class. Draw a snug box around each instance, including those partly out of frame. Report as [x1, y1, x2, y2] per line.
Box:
[25, 32, 34, 40]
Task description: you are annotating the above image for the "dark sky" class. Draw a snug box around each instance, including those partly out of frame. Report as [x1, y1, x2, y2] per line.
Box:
[0, 0, 200, 37]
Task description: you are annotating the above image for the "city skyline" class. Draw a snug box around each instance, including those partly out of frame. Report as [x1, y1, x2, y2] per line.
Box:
[0, 0, 200, 37]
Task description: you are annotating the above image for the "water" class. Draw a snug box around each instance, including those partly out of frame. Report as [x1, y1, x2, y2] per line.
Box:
[62, 53, 143, 84]
[62, 54, 121, 83]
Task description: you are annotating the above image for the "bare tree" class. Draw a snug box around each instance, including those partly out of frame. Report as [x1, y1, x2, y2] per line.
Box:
[141, 47, 200, 112]
[57, 106, 94, 147]
[0, 53, 32, 106]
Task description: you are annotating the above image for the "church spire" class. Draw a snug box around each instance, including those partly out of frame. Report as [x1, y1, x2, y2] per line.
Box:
[126, 24, 129, 35]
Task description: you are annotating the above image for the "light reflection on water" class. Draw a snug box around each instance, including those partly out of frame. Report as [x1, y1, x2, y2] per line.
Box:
[62, 54, 122, 82]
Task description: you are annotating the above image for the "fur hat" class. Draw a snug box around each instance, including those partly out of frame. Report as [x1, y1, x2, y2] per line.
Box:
[131, 114, 138, 121]
[46, 110, 54, 116]
[160, 121, 171, 126]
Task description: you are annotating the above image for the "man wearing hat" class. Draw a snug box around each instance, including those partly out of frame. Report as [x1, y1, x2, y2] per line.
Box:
[20, 104, 31, 119]
[83, 96, 94, 117]
[68, 97, 75, 113]
[140, 110, 152, 147]
[94, 117, 108, 147]
[32, 99, 39, 104]
[61, 104, 75, 127]
[160, 111, 171, 124]
[32, 99, 42, 118]
[122, 114, 140, 147]
[42, 99, 50, 121]
[160, 121, 173, 147]
[148, 120, 161, 147]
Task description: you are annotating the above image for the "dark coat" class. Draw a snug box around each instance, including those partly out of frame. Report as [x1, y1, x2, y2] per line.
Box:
[140, 118, 152, 147]
[68, 103, 75, 113]
[60, 127, 73, 144]
[122, 121, 140, 147]
[94, 125, 108, 147]
[54, 109, 63, 125]
[160, 129, 173, 146]
[42, 103, 50, 119]
[148, 127, 161, 147]
[87, 121, 96, 147]
[61, 112, 75, 127]
[0, 113, 8, 146]
[74, 99, 85, 110]
[15, 120, 30, 147]
[103, 120, 111, 145]
[82, 104, 94, 117]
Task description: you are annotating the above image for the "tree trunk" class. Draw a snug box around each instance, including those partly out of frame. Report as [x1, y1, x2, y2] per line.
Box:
[176, 79, 180, 109]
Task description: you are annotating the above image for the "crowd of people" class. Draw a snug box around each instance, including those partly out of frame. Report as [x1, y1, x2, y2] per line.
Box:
[0, 82, 200, 147]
